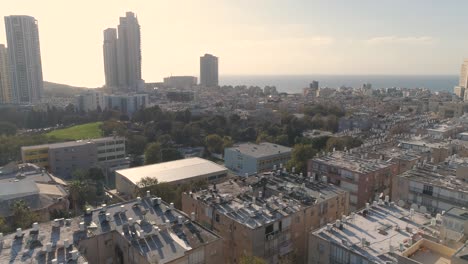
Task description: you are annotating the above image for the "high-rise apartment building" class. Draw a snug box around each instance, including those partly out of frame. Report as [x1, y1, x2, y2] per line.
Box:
[4, 15, 43, 104]
[103, 28, 119, 88]
[104, 12, 142, 92]
[459, 59, 468, 88]
[0, 44, 12, 103]
[200, 53, 218, 87]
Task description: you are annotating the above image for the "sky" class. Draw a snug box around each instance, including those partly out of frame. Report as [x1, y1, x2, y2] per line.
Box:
[0, 0, 467, 87]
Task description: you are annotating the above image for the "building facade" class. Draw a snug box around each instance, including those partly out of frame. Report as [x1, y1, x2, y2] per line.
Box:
[21, 137, 127, 180]
[76, 90, 105, 112]
[392, 161, 468, 214]
[224, 142, 292, 176]
[104, 93, 148, 115]
[103, 28, 119, 88]
[459, 59, 468, 89]
[0, 44, 12, 103]
[163, 76, 197, 89]
[104, 12, 142, 92]
[200, 53, 218, 87]
[4, 15, 44, 104]
[182, 171, 349, 264]
[308, 151, 398, 211]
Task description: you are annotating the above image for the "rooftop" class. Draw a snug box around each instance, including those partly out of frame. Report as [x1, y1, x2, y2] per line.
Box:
[116, 157, 228, 185]
[398, 163, 468, 193]
[21, 137, 124, 151]
[0, 218, 88, 264]
[0, 196, 221, 264]
[227, 142, 292, 158]
[189, 170, 347, 229]
[312, 202, 437, 264]
[312, 151, 395, 174]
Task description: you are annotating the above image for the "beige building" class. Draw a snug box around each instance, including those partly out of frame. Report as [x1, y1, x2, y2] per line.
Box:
[459, 59, 468, 88]
[308, 202, 462, 264]
[0, 44, 12, 103]
[182, 171, 349, 264]
[0, 194, 223, 264]
[393, 159, 468, 214]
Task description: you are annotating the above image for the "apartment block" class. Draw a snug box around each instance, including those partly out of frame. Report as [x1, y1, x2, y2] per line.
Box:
[0, 194, 223, 264]
[308, 151, 398, 211]
[21, 137, 128, 180]
[440, 207, 468, 248]
[392, 158, 468, 214]
[308, 201, 461, 264]
[76, 90, 105, 112]
[224, 142, 292, 176]
[104, 93, 149, 115]
[182, 171, 349, 264]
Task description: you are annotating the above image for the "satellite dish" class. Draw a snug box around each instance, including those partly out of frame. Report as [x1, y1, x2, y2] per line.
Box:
[411, 203, 419, 210]
[398, 200, 405, 207]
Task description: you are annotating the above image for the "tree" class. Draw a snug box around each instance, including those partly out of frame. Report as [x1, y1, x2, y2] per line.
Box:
[11, 200, 38, 229]
[0, 217, 9, 233]
[287, 144, 317, 174]
[127, 135, 148, 155]
[205, 134, 224, 154]
[0, 121, 17, 135]
[145, 142, 162, 164]
[161, 148, 183, 162]
[325, 136, 363, 152]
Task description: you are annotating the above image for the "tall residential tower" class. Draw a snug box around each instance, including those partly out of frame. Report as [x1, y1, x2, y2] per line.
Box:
[200, 53, 218, 87]
[103, 12, 142, 92]
[5, 15, 44, 104]
[0, 44, 12, 104]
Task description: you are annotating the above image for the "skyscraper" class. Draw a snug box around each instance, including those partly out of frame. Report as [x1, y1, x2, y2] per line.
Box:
[0, 44, 12, 104]
[103, 28, 118, 88]
[104, 12, 142, 92]
[459, 59, 468, 88]
[200, 54, 218, 87]
[5, 15, 43, 104]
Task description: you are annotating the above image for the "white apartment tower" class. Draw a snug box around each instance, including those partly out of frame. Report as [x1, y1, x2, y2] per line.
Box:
[104, 12, 142, 92]
[200, 53, 219, 87]
[0, 44, 12, 104]
[4, 15, 44, 104]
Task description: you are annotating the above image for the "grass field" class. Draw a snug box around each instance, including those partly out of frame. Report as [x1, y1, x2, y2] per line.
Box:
[46, 122, 103, 140]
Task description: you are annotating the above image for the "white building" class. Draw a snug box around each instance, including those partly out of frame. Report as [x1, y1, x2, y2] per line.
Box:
[115, 157, 228, 196]
[224, 142, 292, 176]
[200, 54, 218, 87]
[105, 93, 148, 115]
[5, 15, 44, 104]
[76, 90, 105, 112]
[163, 76, 197, 89]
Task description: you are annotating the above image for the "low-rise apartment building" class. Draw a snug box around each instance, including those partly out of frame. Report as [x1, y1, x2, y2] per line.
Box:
[224, 142, 292, 176]
[182, 171, 349, 264]
[392, 158, 468, 214]
[308, 151, 398, 211]
[0, 194, 223, 264]
[309, 201, 462, 264]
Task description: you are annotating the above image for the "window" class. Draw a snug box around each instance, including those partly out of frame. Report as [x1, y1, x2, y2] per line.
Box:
[215, 214, 220, 222]
[423, 185, 433, 196]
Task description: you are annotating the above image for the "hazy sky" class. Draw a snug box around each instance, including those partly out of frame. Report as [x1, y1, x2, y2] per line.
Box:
[0, 0, 467, 87]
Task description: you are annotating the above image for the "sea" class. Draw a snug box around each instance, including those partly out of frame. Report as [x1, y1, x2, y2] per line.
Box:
[219, 75, 458, 94]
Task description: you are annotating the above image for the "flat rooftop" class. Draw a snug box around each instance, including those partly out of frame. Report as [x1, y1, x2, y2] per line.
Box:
[21, 137, 124, 150]
[311, 202, 434, 263]
[312, 151, 395, 174]
[190, 171, 347, 229]
[116, 157, 228, 185]
[227, 142, 291, 158]
[1, 196, 220, 264]
[0, 218, 88, 263]
[398, 163, 468, 193]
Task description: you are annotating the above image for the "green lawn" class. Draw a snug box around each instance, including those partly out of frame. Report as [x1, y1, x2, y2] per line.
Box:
[46, 122, 103, 140]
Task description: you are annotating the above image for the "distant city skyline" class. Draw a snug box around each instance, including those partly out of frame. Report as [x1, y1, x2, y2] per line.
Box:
[1, 1, 468, 87]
